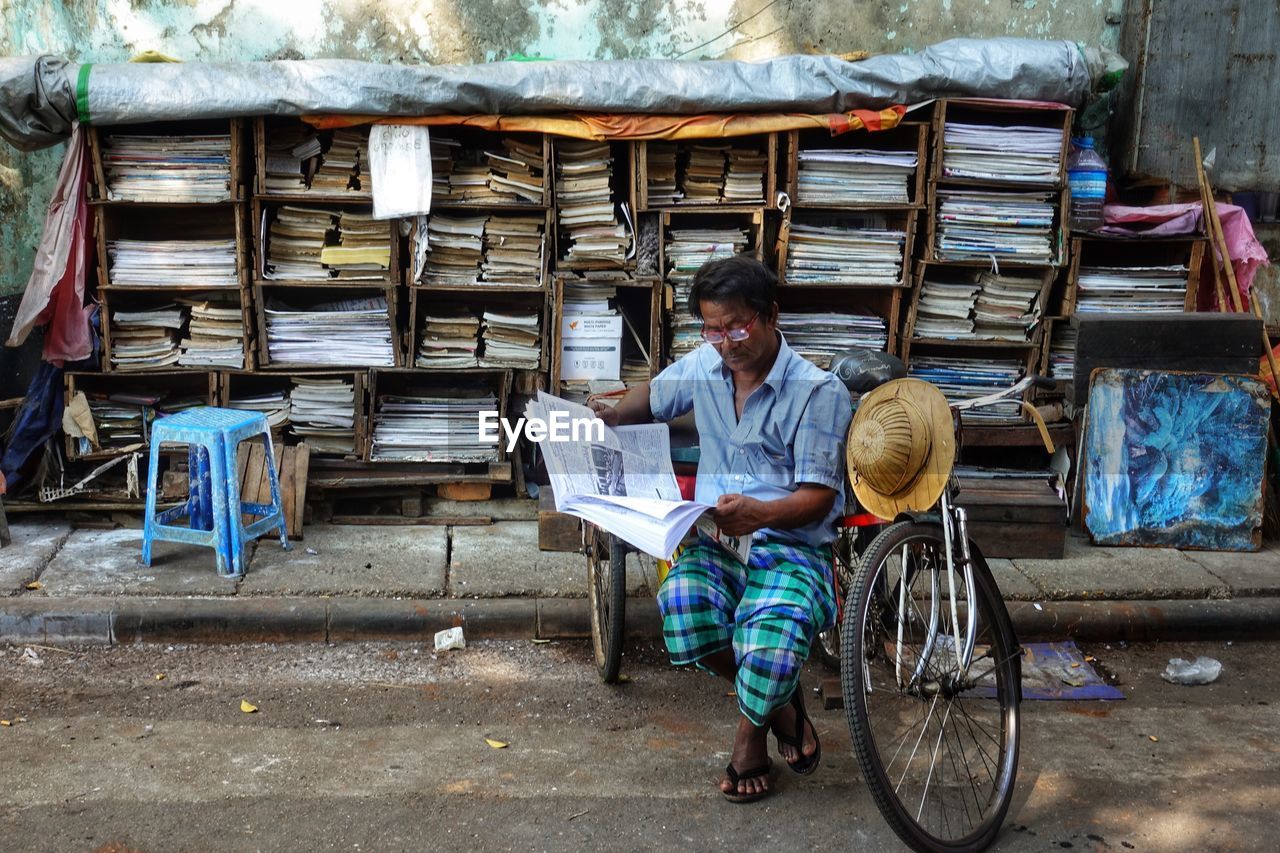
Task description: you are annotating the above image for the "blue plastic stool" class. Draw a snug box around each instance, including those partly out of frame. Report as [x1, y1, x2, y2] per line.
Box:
[143, 407, 290, 577]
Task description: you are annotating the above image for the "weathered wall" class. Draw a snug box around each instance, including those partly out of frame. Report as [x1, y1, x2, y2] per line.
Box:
[0, 0, 1124, 300]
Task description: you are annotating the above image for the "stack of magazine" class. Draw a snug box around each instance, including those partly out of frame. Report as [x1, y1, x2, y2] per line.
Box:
[265, 206, 336, 280]
[723, 146, 768, 203]
[795, 148, 918, 205]
[784, 219, 906, 286]
[310, 129, 369, 195]
[666, 228, 749, 360]
[481, 215, 545, 287]
[177, 300, 245, 368]
[265, 295, 395, 366]
[934, 189, 1056, 264]
[226, 389, 290, 429]
[290, 377, 357, 455]
[1074, 265, 1188, 313]
[102, 134, 232, 202]
[972, 272, 1043, 340]
[421, 214, 488, 286]
[416, 310, 481, 368]
[681, 143, 729, 201]
[778, 312, 888, 367]
[109, 304, 188, 370]
[370, 389, 500, 462]
[108, 239, 238, 287]
[1047, 324, 1077, 381]
[485, 138, 545, 204]
[646, 143, 680, 205]
[913, 276, 980, 339]
[480, 309, 541, 369]
[909, 355, 1024, 423]
[556, 141, 628, 264]
[318, 212, 389, 276]
[942, 122, 1062, 185]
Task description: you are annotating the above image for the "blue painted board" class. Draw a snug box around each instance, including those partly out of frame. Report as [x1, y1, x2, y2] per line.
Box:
[1084, 370, 1268, 550]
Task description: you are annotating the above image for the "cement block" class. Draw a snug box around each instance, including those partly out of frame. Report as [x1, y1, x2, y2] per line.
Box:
[1012, 535, 1230, 600]
[1183, 546, 1280, 596]
[240, 524, 447, 597]
[37, 529, 239, 597]
[450, 521, 585, 597]
[0, 519, 71, 595]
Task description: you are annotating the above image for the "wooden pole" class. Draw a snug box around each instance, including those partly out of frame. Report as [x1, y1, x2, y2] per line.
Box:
[1193, 136, 1280, 390]
[1192, 138, 1229, 311]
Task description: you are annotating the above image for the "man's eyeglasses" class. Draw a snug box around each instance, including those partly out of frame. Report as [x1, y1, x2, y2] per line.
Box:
[701, 313, 759, 344]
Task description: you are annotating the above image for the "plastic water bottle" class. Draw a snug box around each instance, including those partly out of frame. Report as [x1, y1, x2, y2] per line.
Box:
[1067, 137, 1107, 233]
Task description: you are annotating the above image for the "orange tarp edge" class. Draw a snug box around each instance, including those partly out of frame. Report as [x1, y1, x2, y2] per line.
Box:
[303, 107, 906, 140]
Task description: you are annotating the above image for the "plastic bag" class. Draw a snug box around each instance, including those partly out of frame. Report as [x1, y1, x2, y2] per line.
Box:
[1161, 656, 1222, 685]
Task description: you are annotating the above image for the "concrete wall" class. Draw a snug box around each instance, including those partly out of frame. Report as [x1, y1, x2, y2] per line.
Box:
[1, 0, 1123, 303]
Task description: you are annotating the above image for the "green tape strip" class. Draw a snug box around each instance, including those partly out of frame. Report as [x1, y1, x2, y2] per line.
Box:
[76, 63, 92, 125]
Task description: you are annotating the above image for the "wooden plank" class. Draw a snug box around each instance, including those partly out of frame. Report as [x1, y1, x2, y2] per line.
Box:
[279, 445, 298, 540]
[437, 482, 492, 502]
[292, 443, 311, 538]
[241, 442, 266, 525]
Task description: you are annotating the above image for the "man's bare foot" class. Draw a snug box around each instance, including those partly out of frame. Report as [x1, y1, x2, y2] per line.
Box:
[771, 693, 819, 769]
[720, 716, 772, 800]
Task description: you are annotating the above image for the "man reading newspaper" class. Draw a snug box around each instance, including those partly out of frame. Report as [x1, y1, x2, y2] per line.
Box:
[590, 255, 852, 804]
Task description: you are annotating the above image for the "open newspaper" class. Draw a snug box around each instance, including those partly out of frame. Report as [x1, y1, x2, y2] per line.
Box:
[527, 391, 750, 562]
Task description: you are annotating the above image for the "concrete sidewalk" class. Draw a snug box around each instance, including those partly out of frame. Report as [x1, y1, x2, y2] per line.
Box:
[3, 514, 1280, 644]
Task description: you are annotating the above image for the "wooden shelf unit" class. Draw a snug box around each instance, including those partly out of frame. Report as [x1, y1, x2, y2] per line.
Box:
[551, 137, 638, 272]
[550, 274, 662, 393]
[407, 286, 550, 373]
[635, 133, 778, 211]
[87, 118, 252, 203]
[252, 282, 404, 370]
[218, 369, 368, 460]
[64, 370, 219, 461]
[782, 122, 928, 210]
[250, 198, 402, 288]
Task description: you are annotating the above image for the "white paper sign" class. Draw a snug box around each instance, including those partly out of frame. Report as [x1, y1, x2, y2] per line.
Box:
[368, 124, 433, 219]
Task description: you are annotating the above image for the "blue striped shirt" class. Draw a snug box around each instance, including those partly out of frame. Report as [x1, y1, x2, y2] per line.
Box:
[649, 334, 853, 547]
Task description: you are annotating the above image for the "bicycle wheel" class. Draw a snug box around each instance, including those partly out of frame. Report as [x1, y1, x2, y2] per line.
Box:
[585, 525, 627, 683]
[841, 521, 1021, 853]
[814, 526, 860, 671]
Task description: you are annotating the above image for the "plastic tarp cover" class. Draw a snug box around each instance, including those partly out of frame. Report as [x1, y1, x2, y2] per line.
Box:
[0, 38, 1104, 151]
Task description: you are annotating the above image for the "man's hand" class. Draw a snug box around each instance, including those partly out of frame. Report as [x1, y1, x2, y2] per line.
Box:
[712, 494, 770, 537]
[588, 399, 620, 428]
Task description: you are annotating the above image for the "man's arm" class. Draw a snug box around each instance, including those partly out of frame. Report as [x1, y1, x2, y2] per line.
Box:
[712, 484, 836, 537]
[588, 381, 654, 428]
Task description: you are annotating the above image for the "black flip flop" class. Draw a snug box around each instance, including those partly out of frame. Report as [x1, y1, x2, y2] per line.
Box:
[722, 758, 774, 804]
[774, 686, 821, 775]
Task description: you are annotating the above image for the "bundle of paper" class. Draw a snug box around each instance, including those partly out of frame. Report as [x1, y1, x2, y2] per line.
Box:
[480, 309, 541, 369]
[934, 189, 1056, 264]
[914, 276, 980, 339]
[262, 126, 311, 193]
[227, 390, 290, 429]
[972, 272, 1042, 341]
[486, 138, 545, 204]
[908, 355, 1024, 423]
[88, 397, 150, 448]
[621, 355, 650, 387]
[291, 377, 356, 455]
[310, 129, 369, 195]
[178, 301, 245, 368]
[723, 146, 767, 203]
[110, 303, 188, 370]
[318, 211, 390, 276]
[481, 215, 544, 287]
[265, 295, 395, 366]
[942, 122, 1063, 186]
[102, 134, 232, 202]
[665, 228, 750, 360]
[646, 143, 680, 205]
[778, 311, 888, 367]
[1048, 324, 1077, 380]
[416, 309, 481, 369]
[421, 214, 488, 287]
[1074, 265, 1188, 313]
[370, 391, 501, 462]
[107, 239, 239, 287]
[556, 141, 627, 263]
[265, 206, 336, 280]
[784, 220, 906, 286]
[795, 148, 918, 205]
[680, 143, 729, 201]
[429, 136, 460, 199]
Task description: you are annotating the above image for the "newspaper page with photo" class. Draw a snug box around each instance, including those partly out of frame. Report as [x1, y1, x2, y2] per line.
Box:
[527, 391, 751, 562]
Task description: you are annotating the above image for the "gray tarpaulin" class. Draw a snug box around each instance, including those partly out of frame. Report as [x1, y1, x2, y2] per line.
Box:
[0, 38, 1117, 152]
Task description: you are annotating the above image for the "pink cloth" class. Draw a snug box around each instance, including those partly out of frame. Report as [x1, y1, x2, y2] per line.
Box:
[6, 124, 94, 365]
[1100, 202, 1270, 306]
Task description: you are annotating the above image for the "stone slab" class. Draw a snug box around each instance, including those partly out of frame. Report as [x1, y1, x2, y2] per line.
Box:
[37, 529, 239, 597]
[1182, 546, 1280, 596]
[450, 521, 584, 597]
[0, 519, 71, 595]
[1012, 534, 1230, 600]
[985, 557, 1045, 601]
[240, 524, 446, 597]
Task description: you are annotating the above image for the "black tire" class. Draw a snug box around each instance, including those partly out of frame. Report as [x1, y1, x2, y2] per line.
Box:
[814, 526, 860, 671]
[586, 526, 627, 683]
[840, 521, 1021, 853]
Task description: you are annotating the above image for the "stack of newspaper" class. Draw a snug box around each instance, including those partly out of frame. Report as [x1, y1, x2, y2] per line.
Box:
[784, 219, 906, 286]
[109, 304, 188, 370]
[778, 312, 888, 367]
[264, 295, 395, 366]
[291, 377, 357, 455]
[486, 138, 545, 204]
[416, 310, 481, 368]
[480, 309, 541, 368]
[177, 301, 245, 368]
[107, 239, 238, 287]
[909, 355, 1024, 423]
[370, 389, 500, 462]
[942, 122, 1063, 186]
[934, 189, 1056, 264]
[481, 215, 544, 287]
[795, 148, 918, 205]
[319, 212, 390, 277]
[226, 388, 290, 429]
[421, 214, 488, 286]
[310, 129, 369, 195]
[665, 227, 750, 360]
[556, 141, 628, 264]
[1074, 265, 1188, 313]
[101, 134, 232, 202]
[265, 206, 336, 280]
[645, 143, 680, 205]
[528, 391, 750, 561]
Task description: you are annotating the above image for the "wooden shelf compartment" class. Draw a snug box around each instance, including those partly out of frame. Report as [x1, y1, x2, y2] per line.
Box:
[1062, 235, 1207, 316]
[64, 370, 218, 461]
[929, 99, 1074, 190]
[254, 117, 373, 202]
[94, 203, 249, 290]
[88, 118, 251, 204]
[783, 122, 928, 210]
[776, 208, 918, 289]
[550, 137, 638, 272]
[636, 133, 778, 211]
[408, 287, 551, 374]
[406, 208, 552, 292]
[250, 198, 401, 287]
[365, 367, 512, 467]
[252, 283, 404, 370]
[219, 369, 368, 460]
[924, 184, 1070, 269]
[772, 285, 903, 366]
[550, 276, 661, 392]
[100, 286, 254, 375]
